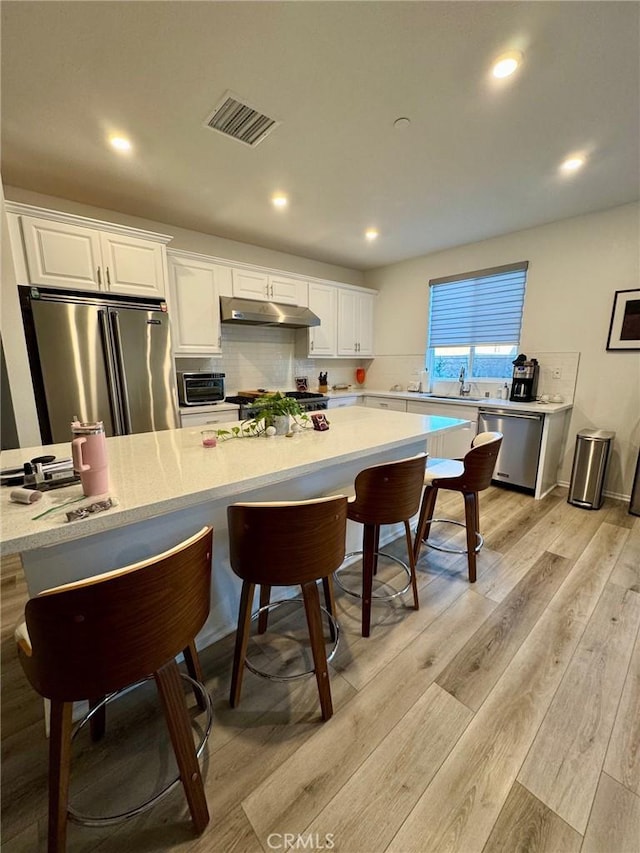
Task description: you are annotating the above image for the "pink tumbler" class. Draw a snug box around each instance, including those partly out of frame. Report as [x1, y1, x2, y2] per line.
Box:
[71, 420, 109, 496]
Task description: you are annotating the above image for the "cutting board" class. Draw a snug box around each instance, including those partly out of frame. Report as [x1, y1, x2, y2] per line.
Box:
[238, 390, 276, 398]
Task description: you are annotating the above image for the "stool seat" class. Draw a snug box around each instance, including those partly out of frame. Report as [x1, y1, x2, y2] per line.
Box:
[414, 432, 502, 582]
[424, 458, 464, 483]
[15, 526, 214, 852]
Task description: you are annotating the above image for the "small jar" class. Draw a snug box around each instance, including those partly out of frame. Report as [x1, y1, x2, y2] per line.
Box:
[201, 430, 217, 448]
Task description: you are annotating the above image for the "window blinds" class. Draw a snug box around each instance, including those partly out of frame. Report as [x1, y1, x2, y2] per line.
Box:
[429, 262, 528, 347]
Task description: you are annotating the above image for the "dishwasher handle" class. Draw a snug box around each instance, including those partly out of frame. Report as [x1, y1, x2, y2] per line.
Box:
[478, 408, 543, 421]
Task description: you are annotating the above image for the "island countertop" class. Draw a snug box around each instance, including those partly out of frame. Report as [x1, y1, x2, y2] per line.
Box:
[1, 407, 469, 557]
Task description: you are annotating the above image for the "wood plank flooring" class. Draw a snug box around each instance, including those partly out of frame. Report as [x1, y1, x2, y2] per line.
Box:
[2, 486, 639, 852]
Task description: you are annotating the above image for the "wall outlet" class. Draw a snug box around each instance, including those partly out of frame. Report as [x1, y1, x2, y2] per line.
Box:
[552, 367, 562, 379]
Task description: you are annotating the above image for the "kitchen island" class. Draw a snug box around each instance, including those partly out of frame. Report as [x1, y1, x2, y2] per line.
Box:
[1, 407, 468, 648]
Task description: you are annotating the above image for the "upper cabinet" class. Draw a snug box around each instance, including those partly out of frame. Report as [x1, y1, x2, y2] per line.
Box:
[307, 282, 338, 356]
[302, 282, 376, 358]
[168, 251, 231, 355]
[7, 204, 171, 298]
[337, 288, 375, 357]
[231, 268, 306, 306]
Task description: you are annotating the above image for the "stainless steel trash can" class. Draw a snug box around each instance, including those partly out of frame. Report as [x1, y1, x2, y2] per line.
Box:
[568, 429, 616, 510]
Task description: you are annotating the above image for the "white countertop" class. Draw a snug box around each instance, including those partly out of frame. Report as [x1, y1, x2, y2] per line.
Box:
[1, 407, 468, 556]
[326, 388, 573, 414]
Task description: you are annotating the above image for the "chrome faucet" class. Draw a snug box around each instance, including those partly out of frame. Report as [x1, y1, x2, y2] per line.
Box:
[459, 366, 470, 396]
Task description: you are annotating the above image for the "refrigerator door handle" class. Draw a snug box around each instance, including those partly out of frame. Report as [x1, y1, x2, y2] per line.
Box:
[109, 310, 133, 434]
[99, 309, 125, 435]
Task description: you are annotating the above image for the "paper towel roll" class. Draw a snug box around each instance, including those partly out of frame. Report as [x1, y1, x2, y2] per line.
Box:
[10, 487, 43, 504]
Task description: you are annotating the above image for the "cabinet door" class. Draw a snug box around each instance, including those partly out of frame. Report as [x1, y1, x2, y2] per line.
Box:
[406, 401, 477, 457]
[357, 292, 375, 356]
[307, 282, 337, 357]
[337, 288, 358, 356]
[100, 233, 166, 297]
[169, 257, 222, 355]
[269, 275, 303, 305]
[232, 269, 268, 300]
[21, 215, 102, 290]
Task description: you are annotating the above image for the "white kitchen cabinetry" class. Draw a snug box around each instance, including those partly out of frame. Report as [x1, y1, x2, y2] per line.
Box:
[168, 252, 225, 355]
[337, 288, 375, 356]
[364, 396, 407, 413]
[12, 209, 169, 297]
[231, 268, 305, 305]
[406, 400, 477, 457]
[326, 395, 358, 409]
[307, 281, 338, 357]
[180, 408, 239, 428]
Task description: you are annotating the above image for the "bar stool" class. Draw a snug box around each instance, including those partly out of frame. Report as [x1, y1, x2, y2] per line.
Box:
[334, 454, 428, 638]
[414, 432, 503, 582]
[14, 526, 214, 852]
[228, 495, 348, 722]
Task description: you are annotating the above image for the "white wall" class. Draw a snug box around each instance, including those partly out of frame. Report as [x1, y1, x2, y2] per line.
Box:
[3, 186, 364, 287]
[364, 203, 640, 499]
[0, 184, 40, 447]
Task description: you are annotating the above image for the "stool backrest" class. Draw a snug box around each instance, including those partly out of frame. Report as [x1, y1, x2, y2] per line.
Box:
[228, 496, 347, 586]
[19, 527, 213, 702]
[349, 454, 428, 525]
[436, 433, 502, 493]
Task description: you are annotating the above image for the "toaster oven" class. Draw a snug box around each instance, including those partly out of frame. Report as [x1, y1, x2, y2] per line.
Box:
[177, 372, 225, 406]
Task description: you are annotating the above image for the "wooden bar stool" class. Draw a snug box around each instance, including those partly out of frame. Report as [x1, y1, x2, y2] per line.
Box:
[14, 526, 214, 852]
[414, 432, 503, 582]
[334, 454, 428, 637]
[228, 496, 348, 722]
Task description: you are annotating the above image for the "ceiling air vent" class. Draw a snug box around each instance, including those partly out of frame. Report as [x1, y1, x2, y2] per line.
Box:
[204, 92, 280, 147]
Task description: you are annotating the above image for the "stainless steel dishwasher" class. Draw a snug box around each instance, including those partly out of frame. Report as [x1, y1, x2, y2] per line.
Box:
[478, 408, 544, 491]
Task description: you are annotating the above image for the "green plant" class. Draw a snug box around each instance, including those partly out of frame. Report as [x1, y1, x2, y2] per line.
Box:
[214, 392, 310, 440]
[251, 392, 304, 426]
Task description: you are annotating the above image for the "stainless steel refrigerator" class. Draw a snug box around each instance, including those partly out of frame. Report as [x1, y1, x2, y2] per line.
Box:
[20, 286, 178, 443]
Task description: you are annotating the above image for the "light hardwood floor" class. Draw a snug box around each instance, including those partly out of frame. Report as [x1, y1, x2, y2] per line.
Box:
[2, 486, 639, 852]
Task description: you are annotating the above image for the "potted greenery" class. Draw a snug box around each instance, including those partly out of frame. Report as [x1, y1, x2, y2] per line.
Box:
[251, 392, 305, 435]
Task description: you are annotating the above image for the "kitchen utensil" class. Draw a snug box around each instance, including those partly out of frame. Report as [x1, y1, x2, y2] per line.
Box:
[71, 420, 109, 496]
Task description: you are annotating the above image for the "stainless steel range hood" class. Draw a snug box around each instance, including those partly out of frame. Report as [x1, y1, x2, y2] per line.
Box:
[220, 296, 320, 329]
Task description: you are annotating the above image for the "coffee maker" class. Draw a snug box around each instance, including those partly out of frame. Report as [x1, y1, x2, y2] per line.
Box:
[509, 356, 539, 403]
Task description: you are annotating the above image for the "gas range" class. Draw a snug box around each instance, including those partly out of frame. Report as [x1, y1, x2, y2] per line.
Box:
[225, 391, 328, 420]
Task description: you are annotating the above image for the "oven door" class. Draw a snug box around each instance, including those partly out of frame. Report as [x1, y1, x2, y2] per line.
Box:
[180, 374, 225, 406]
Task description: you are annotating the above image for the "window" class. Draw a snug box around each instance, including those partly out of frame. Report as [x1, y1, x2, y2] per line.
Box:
[427, 262, 528, 381]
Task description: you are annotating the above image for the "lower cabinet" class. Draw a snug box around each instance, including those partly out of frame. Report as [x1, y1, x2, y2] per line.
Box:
[180, 408, 239, 428]
[406, 400, 478, 458]
[364, 396, 407, 412]
[326, 396, 359, 409]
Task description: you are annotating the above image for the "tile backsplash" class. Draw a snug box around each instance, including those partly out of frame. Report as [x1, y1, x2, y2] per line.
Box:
[177, 334, 580, 403]
[176, 326, 371, 393]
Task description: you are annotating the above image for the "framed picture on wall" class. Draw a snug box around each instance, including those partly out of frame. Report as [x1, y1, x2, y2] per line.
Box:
[606, 288, 640, 350]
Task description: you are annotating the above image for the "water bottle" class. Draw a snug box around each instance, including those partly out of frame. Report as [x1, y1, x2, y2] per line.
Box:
[71, 419, 109, 496]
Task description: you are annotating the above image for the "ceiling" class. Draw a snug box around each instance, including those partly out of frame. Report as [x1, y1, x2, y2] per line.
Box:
[2, 1, 639, 271]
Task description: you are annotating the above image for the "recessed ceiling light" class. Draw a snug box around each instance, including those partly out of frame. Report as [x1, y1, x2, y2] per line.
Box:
[492, 51, 522, 79]
[272, 193, 288, 209]
[560, 155, 586, 173]
[365, 228, 379, 241]
[109, 136, 132, 152]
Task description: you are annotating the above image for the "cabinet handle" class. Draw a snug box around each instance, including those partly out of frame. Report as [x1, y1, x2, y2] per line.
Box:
[97, 267, 102, 287]
[106, 267, 111, 286]
[310, 341, 314, 351]
[380, 402, 388, 408]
